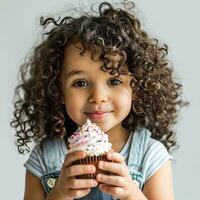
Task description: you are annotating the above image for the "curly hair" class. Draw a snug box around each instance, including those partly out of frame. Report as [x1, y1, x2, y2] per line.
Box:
[10, 1, 187, 154]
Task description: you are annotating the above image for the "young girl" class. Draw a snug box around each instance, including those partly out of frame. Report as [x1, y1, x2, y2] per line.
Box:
[11, 1, 186, 200]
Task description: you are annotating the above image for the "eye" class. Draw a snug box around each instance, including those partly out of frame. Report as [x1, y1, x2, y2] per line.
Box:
[108, 78, 122, 86]
[72, 80, 88, 88]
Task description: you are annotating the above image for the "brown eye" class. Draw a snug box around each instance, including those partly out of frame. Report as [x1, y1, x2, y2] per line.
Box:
[108, 78, 122, 86]
[72, 80, 88, 88]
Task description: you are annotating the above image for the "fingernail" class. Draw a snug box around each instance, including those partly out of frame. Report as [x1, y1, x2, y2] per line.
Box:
[93, 181, 97, 186]
[98, 161, 103, 168]
[97, 174, 102, 180]
[92, 166, 96, 172]
[79, 151, 84, 156]
[107, 153, 111, 159]
[81, 152, 86, 157]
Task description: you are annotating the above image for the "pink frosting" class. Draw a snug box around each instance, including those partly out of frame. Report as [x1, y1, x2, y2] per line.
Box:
[68, 119, 112, 156]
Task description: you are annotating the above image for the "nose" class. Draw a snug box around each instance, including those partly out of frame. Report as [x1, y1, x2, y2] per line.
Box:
[88, 86, 109, 104]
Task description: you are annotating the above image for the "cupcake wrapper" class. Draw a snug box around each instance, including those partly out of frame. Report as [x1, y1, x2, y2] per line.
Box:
[73, 154, 111, 179]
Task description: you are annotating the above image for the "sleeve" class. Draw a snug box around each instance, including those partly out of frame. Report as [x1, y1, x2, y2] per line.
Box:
[142, 138, 173, 182]
[24, 144, 47, 179]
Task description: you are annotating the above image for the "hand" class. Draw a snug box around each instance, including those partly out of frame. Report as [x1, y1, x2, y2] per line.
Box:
[52, 150, 98, 200]
[96, 152, 137, 200]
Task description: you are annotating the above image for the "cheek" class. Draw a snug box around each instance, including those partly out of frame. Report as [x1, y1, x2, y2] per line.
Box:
[114, 91, 132, 114]
[64, 93, 84, 118]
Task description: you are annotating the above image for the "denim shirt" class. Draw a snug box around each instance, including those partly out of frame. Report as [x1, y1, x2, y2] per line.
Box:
[24, 128, 172, 200]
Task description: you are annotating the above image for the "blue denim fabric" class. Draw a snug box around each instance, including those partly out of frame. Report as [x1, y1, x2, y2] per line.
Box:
[40, 131, 144, 199]
[75, 187, 115, 200]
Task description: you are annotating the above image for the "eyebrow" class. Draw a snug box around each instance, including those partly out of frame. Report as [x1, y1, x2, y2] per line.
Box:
[65, 70, 86, 79]
[65, 69, 133, 79]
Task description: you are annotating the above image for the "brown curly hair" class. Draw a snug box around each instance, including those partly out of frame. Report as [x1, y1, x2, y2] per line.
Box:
[10, 1, 187, 154]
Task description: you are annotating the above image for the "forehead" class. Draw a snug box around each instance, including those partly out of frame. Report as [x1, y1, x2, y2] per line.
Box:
[62, 42, 130, 76]
[62, 43, 103, 72]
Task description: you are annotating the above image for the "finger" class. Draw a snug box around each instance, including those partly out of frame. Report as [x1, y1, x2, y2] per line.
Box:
[96, 174, 125, 187]
[67, 177, 98, 189]
[64, 150, 86, 167]
[106, 152, 126, 166]
[66, 164, 96, 177]
[99, 184, 123, 197]
[98, 161, 127, 176]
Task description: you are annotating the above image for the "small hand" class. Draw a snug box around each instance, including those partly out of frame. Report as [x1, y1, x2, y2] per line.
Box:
[52, 150, 98, 199]
[96, 152, 137, 200]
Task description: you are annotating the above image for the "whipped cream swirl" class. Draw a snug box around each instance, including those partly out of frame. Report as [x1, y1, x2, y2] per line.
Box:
[68, 119, 112, 156]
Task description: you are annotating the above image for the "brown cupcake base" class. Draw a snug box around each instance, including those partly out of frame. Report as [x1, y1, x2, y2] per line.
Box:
[72, 154, 112, 179]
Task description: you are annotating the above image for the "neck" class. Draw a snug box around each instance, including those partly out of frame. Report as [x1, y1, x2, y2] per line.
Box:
[107, 124, 130, 152]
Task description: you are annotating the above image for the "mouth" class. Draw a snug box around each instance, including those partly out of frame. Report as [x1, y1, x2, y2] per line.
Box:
[85, 111, 113, 121]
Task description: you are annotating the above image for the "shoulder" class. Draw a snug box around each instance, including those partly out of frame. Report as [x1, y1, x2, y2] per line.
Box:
[28, 137, 65, 159]
[24, 137, 66, 179]
[132, 128, 163, 156]
[134, 128, 171, 156]
[134, 128, 173, 182]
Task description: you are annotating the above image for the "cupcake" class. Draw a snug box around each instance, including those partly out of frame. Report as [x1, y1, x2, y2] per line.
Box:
[67, 119, 113, 179]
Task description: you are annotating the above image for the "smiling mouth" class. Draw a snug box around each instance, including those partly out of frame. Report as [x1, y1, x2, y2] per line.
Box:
[85, 111, 112, 120]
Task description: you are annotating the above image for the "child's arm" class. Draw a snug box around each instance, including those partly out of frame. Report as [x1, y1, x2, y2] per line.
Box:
[143, 160, 174, 200]
[96, 152, 174, 200]
[24, 170, 46, 200]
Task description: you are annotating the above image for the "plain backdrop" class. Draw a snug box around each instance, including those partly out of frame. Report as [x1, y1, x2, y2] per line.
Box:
[0, 0, 199, 199]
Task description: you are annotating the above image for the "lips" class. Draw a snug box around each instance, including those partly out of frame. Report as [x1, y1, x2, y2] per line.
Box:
[85, 111, 112, 120]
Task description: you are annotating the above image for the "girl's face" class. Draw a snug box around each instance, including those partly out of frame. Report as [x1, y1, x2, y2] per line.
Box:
[61, 43, 133, 134]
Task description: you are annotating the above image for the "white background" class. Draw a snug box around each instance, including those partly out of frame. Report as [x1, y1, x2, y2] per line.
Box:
[0, 0, 199, 199]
